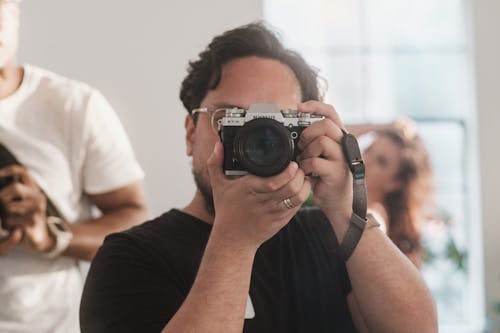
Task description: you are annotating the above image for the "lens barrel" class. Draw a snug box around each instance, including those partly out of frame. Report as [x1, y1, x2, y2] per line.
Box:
[233, 118, 294, 177]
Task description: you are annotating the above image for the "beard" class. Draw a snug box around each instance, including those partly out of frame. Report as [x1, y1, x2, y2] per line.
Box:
[192, 167, 215, 217]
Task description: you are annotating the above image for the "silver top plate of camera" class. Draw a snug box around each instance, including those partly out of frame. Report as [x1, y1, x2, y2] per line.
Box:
[220, 103, 324, 128]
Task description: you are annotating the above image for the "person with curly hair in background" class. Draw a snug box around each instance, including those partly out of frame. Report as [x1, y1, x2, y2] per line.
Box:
[349, 119, 433, 267]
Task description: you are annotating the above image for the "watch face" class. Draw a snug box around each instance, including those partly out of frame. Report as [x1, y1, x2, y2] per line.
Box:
[47, 216, 71, 235]
[54, 222, 66, 232]
[44, 216, 73, 258]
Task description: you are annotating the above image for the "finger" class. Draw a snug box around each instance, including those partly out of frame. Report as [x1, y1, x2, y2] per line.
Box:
[273, 167, 306, 202]
[299, 157, 350, 181]
[0, 182, 30, 204]
[298, 118, 343, 151]
[394, 115, 417, 140]
[0, 165, 33, 186]
[308, 175, 319, 191]
[4, 200, 37, 217]
[296, 177, 312, 205]
[1, 214, 27, 229]
[249, 161, 298, 194]
[298, 101, 344, 130]
[299, 135, 343, 161]
[206, 141, 225, 186]
[0, 229, 23, 255]
[279, 175, 312, 210]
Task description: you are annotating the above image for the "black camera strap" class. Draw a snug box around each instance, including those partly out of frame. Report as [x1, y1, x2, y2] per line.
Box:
[337, 130, 368, 262]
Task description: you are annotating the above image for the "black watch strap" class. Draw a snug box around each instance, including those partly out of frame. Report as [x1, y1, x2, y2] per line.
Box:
[338, 130, 368, 261]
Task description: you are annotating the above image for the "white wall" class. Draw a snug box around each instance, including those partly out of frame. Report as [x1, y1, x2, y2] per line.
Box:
[18, 0, 263, 216]
[471, 0, 500, 329]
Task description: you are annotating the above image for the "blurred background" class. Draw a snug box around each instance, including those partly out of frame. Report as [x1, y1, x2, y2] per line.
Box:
[18, 1, 499, 332]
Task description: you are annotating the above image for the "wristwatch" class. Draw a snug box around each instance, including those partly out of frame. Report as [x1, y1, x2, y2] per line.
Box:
[43, 216, 73, 258]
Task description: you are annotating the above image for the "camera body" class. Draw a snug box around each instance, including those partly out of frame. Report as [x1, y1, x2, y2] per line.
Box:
[0, 175, 17, 190]
[0, 175, 20, 233]
[218, 103, 323, 177]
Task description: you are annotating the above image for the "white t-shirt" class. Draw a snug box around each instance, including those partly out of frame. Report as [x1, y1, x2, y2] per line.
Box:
[0, 65, 144, 333]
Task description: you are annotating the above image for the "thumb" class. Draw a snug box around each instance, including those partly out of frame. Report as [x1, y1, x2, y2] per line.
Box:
[206, 141, 224, 184]
[0, 228, 23, 255]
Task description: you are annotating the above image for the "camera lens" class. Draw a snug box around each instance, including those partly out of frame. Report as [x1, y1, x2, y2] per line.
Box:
[234, 118, 294, 177]
[245, 127, 282, 165]
[0, 175, 16, 190]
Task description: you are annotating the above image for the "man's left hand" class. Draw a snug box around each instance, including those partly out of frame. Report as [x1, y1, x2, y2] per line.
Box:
[297, 101, 353, 236]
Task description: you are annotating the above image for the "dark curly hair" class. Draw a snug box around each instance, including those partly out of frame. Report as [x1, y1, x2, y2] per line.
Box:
[180, 22, 322, 113]
[380, 129, 433, 267]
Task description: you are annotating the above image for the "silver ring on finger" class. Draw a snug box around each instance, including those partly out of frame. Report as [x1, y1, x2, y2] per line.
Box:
[283, 197, 295, 209]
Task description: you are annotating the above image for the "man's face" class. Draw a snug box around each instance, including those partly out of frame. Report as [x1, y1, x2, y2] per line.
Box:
[185, 56, 302, 215]
[0, 0, 20, 69]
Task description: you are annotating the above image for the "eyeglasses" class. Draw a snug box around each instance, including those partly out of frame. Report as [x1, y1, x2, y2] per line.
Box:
[192, 106, 242, 133]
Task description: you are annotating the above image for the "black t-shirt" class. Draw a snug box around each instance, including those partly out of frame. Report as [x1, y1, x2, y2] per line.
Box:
[80, 208, 358, 333]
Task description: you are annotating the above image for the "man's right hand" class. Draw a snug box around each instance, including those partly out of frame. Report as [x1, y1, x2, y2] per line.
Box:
[0, 228, 23, 256]
[206, 141, 312, 250]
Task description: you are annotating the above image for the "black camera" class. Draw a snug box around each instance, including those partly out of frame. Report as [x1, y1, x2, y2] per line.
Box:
[0, 175, 21, 232]
[218, 103, 323, 177]
[0, 175, 18, 190]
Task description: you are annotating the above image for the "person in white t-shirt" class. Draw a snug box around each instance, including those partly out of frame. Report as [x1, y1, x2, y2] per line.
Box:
[0, 1, 149, 332]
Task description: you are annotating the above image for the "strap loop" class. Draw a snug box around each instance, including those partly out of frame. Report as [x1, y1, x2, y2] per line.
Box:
[338, 130, 368, 261]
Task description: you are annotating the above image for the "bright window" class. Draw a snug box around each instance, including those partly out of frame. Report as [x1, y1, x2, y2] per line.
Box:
[264, 0, 483, 331]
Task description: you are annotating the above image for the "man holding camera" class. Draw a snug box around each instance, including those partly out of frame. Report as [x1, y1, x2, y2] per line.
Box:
[80, 23, 437, 333]
[0, 1, 148, 332]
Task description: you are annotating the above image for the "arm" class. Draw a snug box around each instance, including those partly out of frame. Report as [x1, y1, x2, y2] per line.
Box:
[297, 101, 437, 333]
[0, 165, 148, 261]
[346, 115, 417, 138]
[69, 90, 149, 260]
[162, 228, 256, 333]
[345, 225, 436, 332]
[346, 123, 391, 137]
[163, 142, 311, 332]
[65, 180, 149, 261]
